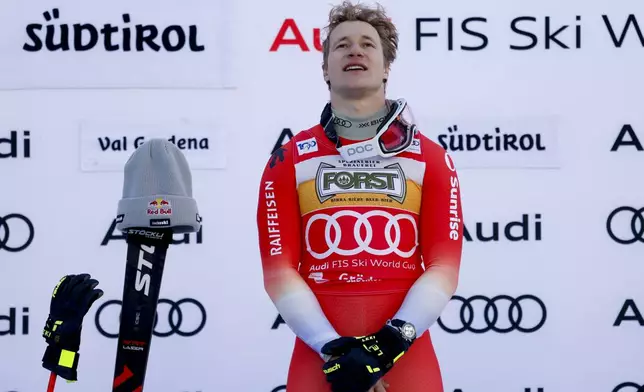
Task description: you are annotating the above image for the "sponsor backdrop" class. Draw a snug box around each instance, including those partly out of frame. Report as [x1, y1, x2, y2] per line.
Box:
[0, 0, 642, 390]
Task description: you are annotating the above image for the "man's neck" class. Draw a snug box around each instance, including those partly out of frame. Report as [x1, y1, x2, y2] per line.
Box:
[330, 89, 386, 118]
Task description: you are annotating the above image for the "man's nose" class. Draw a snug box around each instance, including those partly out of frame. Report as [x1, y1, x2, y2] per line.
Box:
[347, 43, 365, 57]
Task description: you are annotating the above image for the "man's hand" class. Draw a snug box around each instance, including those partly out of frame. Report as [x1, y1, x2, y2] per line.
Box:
[321, 337, 383, 392]
[368, 378, 389, 392]
[322, 350, 390, 392]
[322, 319, 415, 386]
[368, 319, 416, 372]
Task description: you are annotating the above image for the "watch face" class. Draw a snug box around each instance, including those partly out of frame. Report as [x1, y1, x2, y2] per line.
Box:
[402, 323, 416, 339]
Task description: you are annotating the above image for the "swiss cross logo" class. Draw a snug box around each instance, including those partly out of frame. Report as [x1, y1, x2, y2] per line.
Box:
[270, 19, 322, 52]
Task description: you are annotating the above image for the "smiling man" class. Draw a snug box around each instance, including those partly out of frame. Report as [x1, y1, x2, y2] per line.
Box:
[256, 2, 464, 392]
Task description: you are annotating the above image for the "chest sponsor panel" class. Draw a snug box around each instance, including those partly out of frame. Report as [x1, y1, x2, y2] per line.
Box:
[317, 162, 406, 202]
[298, 180, 421, 215]
[304, 264, 423, 290]
[294, 155, 426, 188]
[297, 161, 422, 215]
[300, 205, 423, 289]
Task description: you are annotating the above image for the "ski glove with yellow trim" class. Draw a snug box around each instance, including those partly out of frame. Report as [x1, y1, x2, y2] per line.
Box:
[321, 319, 417, 392]
[42, 273, 103, 381]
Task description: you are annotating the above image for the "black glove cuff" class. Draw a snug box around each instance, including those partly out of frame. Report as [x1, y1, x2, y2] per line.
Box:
[42, 345, 79, 381]
[378, 325, 411, 352]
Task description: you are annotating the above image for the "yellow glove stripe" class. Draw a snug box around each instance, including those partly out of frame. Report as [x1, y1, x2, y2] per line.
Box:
[52, 276, 66, 298]
[58, 349, 76, 368]
[366, 365, 381, 373]
[392, 352, 405, 363]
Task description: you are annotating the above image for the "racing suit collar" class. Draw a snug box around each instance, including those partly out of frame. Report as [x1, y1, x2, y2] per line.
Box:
[319, 98, 416, 160]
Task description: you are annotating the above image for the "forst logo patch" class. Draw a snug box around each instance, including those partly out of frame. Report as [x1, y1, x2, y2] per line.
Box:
[147, 198, 172, 216]
[315, 162, 407, 203]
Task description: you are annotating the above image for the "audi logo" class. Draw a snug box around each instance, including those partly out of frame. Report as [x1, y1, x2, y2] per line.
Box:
[0, 214, 34, 252]
[305, 210, 418, 260]
[333, 118, 352, 128]
[95, 298, 206, 338]
[607, 207, 644, 244]
[436, 295, 547, 334]
[613, 382, 644, 392]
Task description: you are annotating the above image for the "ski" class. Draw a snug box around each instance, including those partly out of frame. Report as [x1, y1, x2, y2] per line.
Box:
[112, 227, 172, 392]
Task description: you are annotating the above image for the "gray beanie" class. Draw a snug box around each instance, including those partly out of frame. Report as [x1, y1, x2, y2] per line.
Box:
[115, 138, 201, 234]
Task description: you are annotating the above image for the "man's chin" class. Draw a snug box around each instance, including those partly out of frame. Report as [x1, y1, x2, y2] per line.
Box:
[334, 84, 382, 98]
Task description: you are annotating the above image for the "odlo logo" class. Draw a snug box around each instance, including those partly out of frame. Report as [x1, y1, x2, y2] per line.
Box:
[24, 8, 205, 52]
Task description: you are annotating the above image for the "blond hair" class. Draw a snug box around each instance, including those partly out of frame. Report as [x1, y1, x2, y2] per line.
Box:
[321, 1, 399, 70]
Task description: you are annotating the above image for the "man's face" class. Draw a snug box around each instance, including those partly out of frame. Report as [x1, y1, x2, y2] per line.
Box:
[324, 21, 388, 96]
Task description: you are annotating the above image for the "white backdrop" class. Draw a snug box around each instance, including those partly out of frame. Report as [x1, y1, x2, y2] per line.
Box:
[0, 0, 643, 391]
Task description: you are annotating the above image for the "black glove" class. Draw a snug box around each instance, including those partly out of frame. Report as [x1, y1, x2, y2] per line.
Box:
[41, 273, 103, 381]
[321, 336, 383, 392]
[321, 319, 417, 392]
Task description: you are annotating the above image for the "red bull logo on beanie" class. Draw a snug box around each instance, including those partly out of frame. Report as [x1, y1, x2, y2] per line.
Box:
[147, 198, 172, 216]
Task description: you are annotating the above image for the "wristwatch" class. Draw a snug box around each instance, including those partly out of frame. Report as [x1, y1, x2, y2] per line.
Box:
[386, 319, 417, 342]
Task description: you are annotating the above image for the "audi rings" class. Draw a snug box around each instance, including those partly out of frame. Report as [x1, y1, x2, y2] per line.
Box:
[95, 298, 207, 338]
[613, 382, 644, 392]
[0, 214, 34, 252]
[333, 118, 352, 128]
[305, 210, 418, 260]
[437, 295, 547, 334]
[607, 207, 644, 244]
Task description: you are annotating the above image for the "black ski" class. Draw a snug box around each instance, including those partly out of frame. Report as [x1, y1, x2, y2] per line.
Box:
[112, 227, 172, 392]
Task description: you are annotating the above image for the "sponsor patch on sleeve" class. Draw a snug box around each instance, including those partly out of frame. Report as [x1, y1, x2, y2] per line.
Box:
[296, 137, 318, 155]
[407, 138, 421, 154]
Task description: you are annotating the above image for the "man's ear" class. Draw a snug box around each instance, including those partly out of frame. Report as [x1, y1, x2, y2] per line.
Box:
[323, 64, 331, 88]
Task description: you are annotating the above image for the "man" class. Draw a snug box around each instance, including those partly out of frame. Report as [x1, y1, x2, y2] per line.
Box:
[256, 1, 464, 391]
